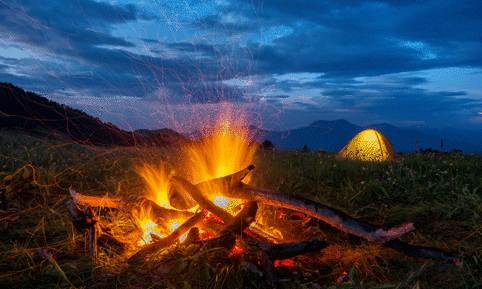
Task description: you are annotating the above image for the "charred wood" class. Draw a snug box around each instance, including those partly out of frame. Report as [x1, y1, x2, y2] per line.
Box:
[238, 183, 415, 245]
[183, 227, 201, 246]
[128, 197, 194, 236]
[259, 239, 330, 261]
[171, 176, 232, 223]
[66, 201, 128, 256]
[185, 166, 414, 245]
[128, 210, 207, 264]
[384, 239, 464, 264]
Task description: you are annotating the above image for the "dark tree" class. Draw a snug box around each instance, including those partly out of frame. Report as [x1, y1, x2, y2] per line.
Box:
[261, 140, 274, 150]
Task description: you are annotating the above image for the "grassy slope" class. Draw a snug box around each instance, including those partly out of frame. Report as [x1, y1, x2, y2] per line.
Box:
[0, 132, 481, 288]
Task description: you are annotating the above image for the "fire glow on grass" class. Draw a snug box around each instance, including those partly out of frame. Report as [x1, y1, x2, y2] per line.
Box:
[135, 114, 259, 244]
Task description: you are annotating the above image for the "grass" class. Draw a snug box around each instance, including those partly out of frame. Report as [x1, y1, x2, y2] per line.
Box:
[1, 131, 481, 288]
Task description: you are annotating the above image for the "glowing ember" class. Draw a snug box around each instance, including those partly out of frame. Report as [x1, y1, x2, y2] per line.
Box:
[274, 259, 294, 267]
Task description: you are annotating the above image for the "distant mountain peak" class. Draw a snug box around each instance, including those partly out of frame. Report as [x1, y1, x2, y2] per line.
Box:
[309, 119, 359, 128]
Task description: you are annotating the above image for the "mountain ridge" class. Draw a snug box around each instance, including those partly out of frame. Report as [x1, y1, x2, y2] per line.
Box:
[253, 119, 482, 153]
[1, 82, 480, 152]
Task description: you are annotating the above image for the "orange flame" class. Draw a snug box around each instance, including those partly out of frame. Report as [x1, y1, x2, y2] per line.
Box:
[179, 116, 258, 214]
[137, 162, 172, 209]
[136, 110, 259, 243]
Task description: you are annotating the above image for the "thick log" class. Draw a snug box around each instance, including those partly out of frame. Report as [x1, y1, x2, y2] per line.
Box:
[196, 201, 258, 252]
[202, 229, 236, 251]
[183, 227, 201, 245]
[171, 176, 232, 223]
[223, 181, 415, 245]
[184, 166, 413, 245]
[128, 210, 207, 264]
[128, 198, 194, 227]
[225, 201, 258, 236]
[171, 175, 278, 243]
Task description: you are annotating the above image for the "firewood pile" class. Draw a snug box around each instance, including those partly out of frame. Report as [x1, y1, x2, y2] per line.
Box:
[65, 165, 463, 287]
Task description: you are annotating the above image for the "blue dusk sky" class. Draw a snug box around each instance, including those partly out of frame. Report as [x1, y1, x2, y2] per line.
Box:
[0, 0, 481, 132]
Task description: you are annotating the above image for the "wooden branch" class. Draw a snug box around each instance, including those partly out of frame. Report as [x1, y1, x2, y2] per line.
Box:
[259, 250, 276, 288]
[225, 201, 258, 236]
[171, 176, 232, 223]
[128, 210, 207, 264]
[84, 203, 100, 257]
[383, 239, 463, 264]
[232, 183, 415, 245]
[37, 248, 79, 260]
[258, 239, 330, 261]
[69, 187, 124, 209]
[202, 229, 236, 251]
[66, 201, 129, 255]
[199, 201, 258, 252]
[66, 201, 90, 234]
[179, 166, 413, 245]
[129, 198, 194, 224]
[183, 227, 201, 245]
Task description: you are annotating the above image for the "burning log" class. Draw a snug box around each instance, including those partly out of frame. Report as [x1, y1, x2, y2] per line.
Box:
[171, 175, 281, 243]
[128, 210, 207, 264]
[69, 187, 124, 209]
[66, 167, 458, 264]
[65, 201, 128, 255]
[189, 201, 258, 252]
[171, 176, 232, 223]
[129, 197, 194, 234]
[193, 166, 414, 245]
[239, 183, 415, 245]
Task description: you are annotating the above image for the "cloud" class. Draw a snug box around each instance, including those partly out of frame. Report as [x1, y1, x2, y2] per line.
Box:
[0, 0, 481, 131]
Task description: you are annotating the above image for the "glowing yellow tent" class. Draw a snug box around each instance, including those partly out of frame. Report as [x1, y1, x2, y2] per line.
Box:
[336, 129, 395, 161]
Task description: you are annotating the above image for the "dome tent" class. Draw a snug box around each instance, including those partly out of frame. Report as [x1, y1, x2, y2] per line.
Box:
[336, 129, 395, 161]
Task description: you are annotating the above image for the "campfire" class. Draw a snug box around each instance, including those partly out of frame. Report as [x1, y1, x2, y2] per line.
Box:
[65, 120, 462, 287]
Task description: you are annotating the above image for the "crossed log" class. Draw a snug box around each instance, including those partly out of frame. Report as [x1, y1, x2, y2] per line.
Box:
[67, 165, 462, 264]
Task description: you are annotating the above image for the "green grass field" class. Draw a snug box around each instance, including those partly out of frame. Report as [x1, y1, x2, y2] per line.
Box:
[1, 132, 481, 288]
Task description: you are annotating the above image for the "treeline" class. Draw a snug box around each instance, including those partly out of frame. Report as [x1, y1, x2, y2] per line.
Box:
[0, 82, 185, 147]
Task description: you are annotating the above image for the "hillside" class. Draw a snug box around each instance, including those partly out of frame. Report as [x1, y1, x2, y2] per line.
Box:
[0, 82, 186, 146]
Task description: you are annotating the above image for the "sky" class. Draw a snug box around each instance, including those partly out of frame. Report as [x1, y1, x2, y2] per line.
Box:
[0, 0, 481, 133]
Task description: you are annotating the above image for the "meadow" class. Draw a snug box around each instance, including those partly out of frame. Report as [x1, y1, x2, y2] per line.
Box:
[1, 132, 481, 288]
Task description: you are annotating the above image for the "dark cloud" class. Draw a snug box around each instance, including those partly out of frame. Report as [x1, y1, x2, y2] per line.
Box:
[0, 0, 249, 104]
[0, 0, 481, 130]
[227, 0, 482, 78]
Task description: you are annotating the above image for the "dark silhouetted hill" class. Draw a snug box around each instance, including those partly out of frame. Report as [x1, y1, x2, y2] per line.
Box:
[0, 82, 185, 146]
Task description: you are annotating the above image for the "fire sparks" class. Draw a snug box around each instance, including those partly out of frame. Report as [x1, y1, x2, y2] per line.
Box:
[180, 117, 258, 215]
[135, 112, 258, 246]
